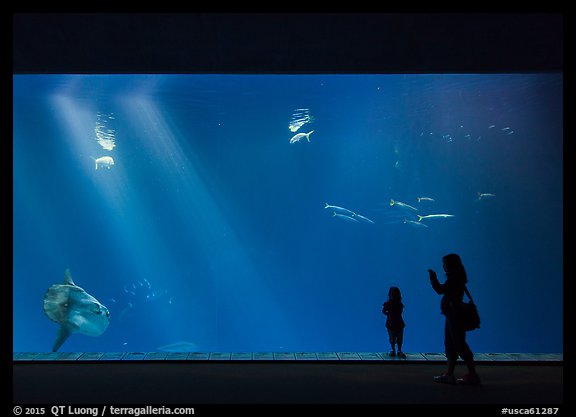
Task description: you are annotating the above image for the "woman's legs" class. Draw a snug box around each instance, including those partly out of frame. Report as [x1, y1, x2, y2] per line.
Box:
[434, 310, 480, 384]
[444, 319, 458, 375]
[445, 316, 480, 383]
[448, 319, 477, 375]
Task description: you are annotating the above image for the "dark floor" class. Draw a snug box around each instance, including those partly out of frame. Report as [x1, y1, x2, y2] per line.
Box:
[13, 361, 562, 405]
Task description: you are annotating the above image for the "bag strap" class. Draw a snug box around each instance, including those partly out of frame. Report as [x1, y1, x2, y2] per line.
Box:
[464, 285, 474, 303]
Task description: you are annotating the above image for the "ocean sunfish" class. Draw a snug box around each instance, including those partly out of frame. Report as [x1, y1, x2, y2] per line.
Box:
[43, 269, 110, 352]
[92, 156, 115, 170]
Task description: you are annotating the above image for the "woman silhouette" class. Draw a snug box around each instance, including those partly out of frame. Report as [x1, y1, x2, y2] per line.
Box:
[429, 253, 480, 385]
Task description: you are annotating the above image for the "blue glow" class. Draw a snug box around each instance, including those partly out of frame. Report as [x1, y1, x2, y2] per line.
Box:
[13, 74, 563, 353]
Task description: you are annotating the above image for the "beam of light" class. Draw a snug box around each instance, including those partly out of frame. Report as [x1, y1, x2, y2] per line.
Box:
[47, 79, 190, 348]
[49, 90, 142, 249]
[50, 92, 131, 212]
[39, 74, 299, 350]
[120, 83, 301, 350]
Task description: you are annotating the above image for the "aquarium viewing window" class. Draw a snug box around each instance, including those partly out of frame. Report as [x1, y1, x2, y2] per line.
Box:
[13, 73, 563, 357]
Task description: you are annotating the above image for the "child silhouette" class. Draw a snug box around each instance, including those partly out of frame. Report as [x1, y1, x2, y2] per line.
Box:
[382, 286, 406, 358]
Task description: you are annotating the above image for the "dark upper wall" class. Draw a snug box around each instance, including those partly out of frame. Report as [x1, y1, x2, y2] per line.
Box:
[12, 13, 563, 74]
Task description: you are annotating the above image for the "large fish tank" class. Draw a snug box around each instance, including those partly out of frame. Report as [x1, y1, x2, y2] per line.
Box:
[13, 73, 563, 355]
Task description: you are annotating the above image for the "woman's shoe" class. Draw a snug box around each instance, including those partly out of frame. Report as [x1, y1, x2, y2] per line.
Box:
[433, 373, 456, 384]
[397, 351, 407, 359]
[456, 373, 481, 385]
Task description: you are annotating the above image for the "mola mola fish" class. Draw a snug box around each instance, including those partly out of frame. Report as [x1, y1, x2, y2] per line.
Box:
[43, 269, 110, 352]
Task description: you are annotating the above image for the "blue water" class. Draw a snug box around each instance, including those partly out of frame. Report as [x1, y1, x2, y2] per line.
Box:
[13, 74, 563, 354]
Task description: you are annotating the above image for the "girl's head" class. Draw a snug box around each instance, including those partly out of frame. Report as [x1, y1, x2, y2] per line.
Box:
[388, 286, 402, 301]
[442, 253, 468, 283]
